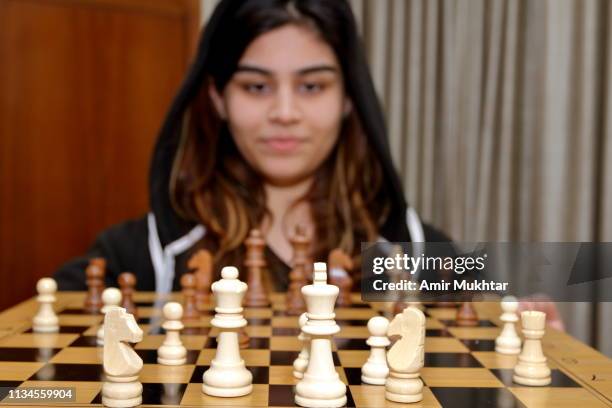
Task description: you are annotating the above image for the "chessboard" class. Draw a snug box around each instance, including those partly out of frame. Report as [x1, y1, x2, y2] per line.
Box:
[0, 292, 610, 407]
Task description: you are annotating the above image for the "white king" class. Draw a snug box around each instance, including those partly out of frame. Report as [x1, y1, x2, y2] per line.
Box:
[295, 262, 347, 408]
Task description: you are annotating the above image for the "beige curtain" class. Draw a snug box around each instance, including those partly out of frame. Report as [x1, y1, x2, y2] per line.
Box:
[199, 0, 611, 356]
[350, 0, 612, 356]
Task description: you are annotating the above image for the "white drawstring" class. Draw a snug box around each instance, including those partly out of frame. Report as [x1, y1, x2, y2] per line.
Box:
[406, 206, 425, 279]
[147, 213, 206, 294]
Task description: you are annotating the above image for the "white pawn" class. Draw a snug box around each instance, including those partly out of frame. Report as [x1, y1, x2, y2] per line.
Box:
[158, 302, 187, 365]
[495, 296, 521, 355]
[293, 313, 310, 379]
[513, 311, 551, 386]
[97, 288, 122, 346]
[33, 278, 59, 333]
[361, 316, 390, 384]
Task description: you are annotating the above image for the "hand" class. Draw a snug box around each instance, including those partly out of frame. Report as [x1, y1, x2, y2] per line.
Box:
[518, 294, 565, 332]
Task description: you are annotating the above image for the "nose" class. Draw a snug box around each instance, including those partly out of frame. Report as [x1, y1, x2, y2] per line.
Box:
[268, 86, 301, 124]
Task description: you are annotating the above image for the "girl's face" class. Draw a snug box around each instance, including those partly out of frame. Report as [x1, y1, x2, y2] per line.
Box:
[210, 24, 351, 187]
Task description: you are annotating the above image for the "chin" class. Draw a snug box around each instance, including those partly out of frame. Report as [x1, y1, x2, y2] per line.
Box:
[258, 163, 311, 186]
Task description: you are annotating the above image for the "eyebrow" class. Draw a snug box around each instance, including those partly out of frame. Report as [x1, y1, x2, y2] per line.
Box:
[235, 64, 339, 76]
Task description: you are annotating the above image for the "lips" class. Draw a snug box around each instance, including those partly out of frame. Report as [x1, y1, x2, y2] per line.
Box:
[262, 137, 304, 153]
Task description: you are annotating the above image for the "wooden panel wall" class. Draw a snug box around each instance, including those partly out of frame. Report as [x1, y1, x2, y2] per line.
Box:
[0, 0, 201, 309]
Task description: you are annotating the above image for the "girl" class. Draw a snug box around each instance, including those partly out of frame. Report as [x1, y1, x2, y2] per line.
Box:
[55, 0, 464, 294]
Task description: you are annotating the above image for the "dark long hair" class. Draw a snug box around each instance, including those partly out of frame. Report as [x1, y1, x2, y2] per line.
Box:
[170, 0, 392, 278]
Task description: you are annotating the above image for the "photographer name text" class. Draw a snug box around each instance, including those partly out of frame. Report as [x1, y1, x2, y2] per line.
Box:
[372, 279, 509, 292]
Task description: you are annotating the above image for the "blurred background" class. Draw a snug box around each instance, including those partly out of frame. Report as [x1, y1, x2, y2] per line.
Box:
[1, 0, 610, 355]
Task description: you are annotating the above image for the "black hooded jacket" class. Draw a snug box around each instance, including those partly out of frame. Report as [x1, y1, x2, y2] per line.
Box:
[54, 0, 452, 292]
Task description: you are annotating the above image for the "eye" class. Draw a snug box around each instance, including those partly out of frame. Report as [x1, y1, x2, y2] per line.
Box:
[243, 82, 271, 95]
[299, 82, 325, 94]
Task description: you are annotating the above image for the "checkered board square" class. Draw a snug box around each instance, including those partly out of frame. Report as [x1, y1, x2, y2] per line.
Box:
[0, 294, 608, 407]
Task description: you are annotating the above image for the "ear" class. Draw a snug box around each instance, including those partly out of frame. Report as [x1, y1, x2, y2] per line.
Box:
[208, 82, 227, 120]
[343, 98, 353, 118]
